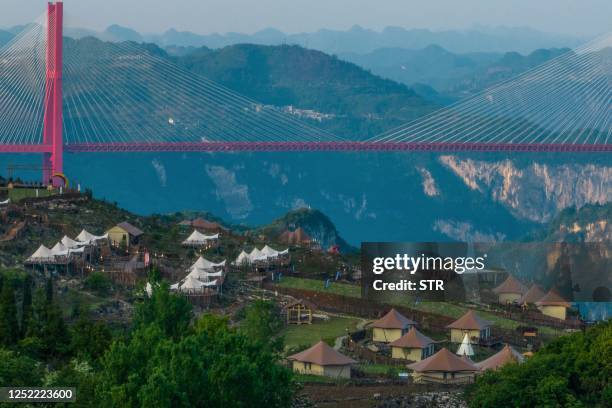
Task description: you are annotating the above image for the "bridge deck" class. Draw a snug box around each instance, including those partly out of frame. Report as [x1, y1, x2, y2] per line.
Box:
[0, 142, 610, 153]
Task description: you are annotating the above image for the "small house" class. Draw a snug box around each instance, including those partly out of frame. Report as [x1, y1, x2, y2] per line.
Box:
[107, 221, 144, 249]
[371, 308, 417, 343]
[284, 299, 317, 325]
[278, 227, 312, 246]
[446, 310, 492, 344]
[389, 326, 435, 361]
[518, 284, 546, 308]
[475, 344, 524, 372]
[536, 288, 571, 320]
[288, 341, 356, 378]
[493, 275, 526, 303]
[408, 347, 479, 384]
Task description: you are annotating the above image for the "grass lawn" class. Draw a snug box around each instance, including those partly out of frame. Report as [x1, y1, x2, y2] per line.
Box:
[357, 363, 399, 376]
[282, 315, 361, 350]
[275, 277, 560, 336]
[277, 276, 361, 298]
[9, 188, 55, 201]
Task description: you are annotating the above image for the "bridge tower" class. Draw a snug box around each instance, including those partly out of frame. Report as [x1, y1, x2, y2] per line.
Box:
[42, 1, 63, 184]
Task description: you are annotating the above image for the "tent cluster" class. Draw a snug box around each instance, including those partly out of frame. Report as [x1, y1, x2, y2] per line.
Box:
[25, 229, 107, 265]
[233, 245, 289, 266]
[171, 256, 226, 293]
[181, 230, 219, 248]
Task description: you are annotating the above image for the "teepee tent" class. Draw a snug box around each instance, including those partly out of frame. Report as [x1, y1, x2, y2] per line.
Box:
[456, 333, 475, 357]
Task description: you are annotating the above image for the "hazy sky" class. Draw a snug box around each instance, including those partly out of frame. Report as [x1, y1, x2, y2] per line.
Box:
[2, 0, 610, 36]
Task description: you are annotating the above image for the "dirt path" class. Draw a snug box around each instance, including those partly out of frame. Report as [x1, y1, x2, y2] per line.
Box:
[0, 221, 26, 242]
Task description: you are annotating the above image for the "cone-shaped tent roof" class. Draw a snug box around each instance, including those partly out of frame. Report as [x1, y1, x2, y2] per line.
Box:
[493, 275, 527, 295]
[371, 308, 417, 329]
[288, 341, 356, 366]
[183, 230, 219, 244]
[476, 344, 524, 371]
[535, 288, 571, 307]
[408, 348, 478, 372]
[28, 244, 54, 260]
[456, 333, 475, 356]
[519, 284, 546, 304]
[51, 242, 68, 254]
[191, 256, 225, 271]
[389, 327, 434, 349]
[234, 250, 250, 265]
[446, 310, 492, 330]
[61, 235, 83, 249]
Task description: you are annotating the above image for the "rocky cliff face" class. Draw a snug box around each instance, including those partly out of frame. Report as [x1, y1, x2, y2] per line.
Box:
[439, 156, 611, 223]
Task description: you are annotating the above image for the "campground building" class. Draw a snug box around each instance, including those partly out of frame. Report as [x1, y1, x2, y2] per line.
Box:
[408, 347, 479, 384]
[107, 221, 143, 249]
[536, 288, 571, 320]
[518, 284, 546, 307]
[288, 341, 356, 379]
[475, 344, 524, 371]
[493, 275, 527, 303]
[446, 310, 492, 344]
[371, 308, 417, 343]
[389, 326, 435, 361]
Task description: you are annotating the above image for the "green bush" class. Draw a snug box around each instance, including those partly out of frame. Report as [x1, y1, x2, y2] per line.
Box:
[83, 272, 112, 295]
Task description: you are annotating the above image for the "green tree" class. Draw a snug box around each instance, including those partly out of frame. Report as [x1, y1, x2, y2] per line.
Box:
[70, 316, 113, 363]
[240, 299, 283, 349]
[23, 287, 70, 359]
[96, 314, 293, 408]
[0, 348, 43, 387]
[132, 284, 192, 339]
[466, 321, 612, 408]
[21, 274, 33, 337]
[0, 281, 19, 346]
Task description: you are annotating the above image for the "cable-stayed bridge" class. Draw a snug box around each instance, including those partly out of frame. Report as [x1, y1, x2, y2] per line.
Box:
[0, 2, 611, 184]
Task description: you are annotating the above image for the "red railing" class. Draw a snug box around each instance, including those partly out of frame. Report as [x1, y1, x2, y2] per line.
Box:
[2, 141, 611, 153]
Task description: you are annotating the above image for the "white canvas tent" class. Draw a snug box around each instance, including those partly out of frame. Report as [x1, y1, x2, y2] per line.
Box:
[61, 236, 81, 249]
[190, 256, 225, 271]
[51, 242, 68, 254]
[26, 245, 55, 263]
[233, 250, 250, 266]
[76, 229, 108, 244]
[456, 333, 475, 357]
[182, 230, 219, 246]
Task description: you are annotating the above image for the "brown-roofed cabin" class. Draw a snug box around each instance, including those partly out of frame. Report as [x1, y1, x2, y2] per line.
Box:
[446, 310, 492, 344]
[288, 341, 356, 378]
[475, 344, 524, 372]
[284, 299, 317, 325]
[493, 275, 526, 304]
[536, 288, 571, 320]
[408, 347, 479, 384]
[107, 221, 144, 250]
[278, 227, 312, 246]
[518, 284, 546, 308]
[371, 308, 417, 343]
[389, 327, 435, 361]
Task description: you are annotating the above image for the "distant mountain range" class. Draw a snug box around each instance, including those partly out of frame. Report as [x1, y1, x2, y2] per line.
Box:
[0, 24, 583, 55]
[341, 45, 570, 98]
